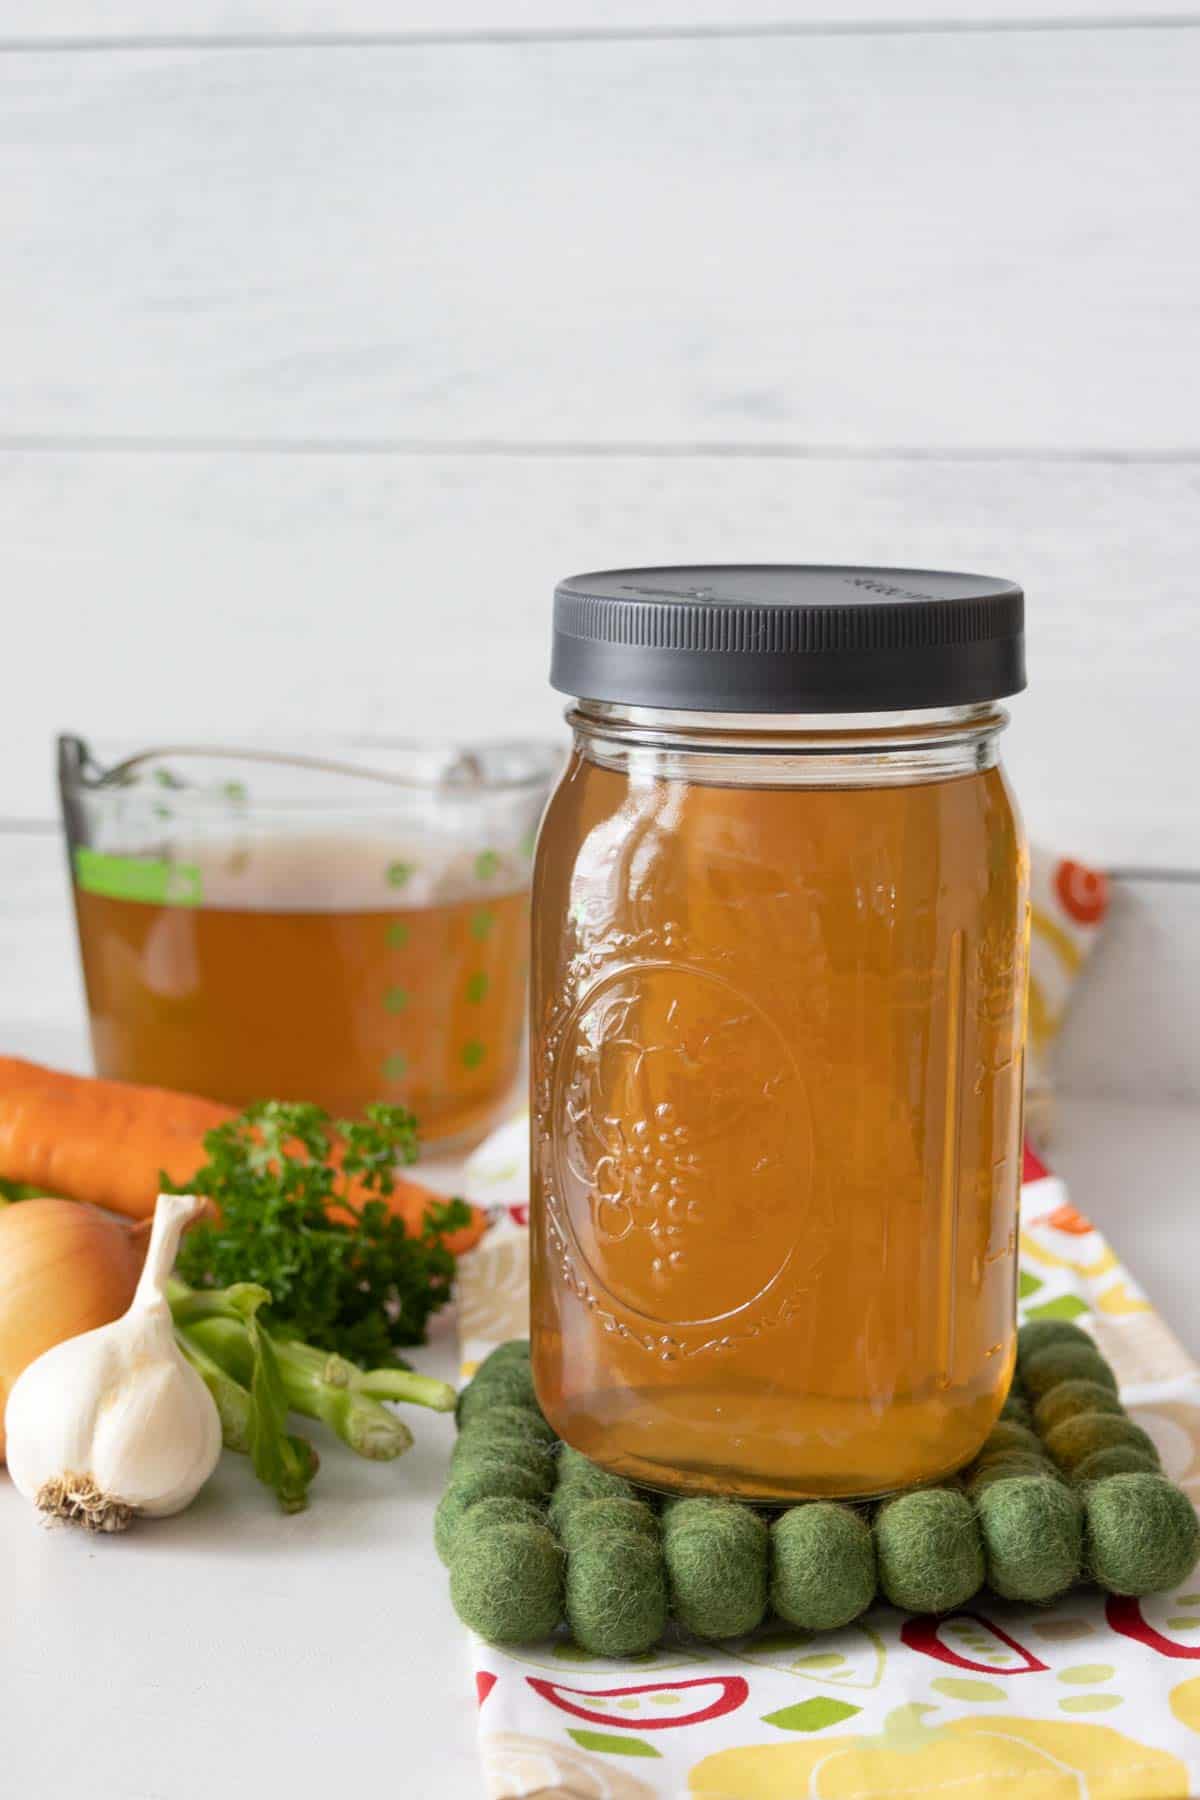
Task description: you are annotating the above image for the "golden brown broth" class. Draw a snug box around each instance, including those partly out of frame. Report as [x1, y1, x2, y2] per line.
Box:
[75, 884, 528, 1143]
[531, 752, 1028, 1499]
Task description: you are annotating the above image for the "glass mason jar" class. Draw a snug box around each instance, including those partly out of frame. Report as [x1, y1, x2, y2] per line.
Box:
[530, 566, 1029, 1501]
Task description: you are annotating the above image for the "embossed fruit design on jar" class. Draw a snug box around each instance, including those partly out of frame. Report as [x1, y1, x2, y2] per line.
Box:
[531, 565, 1029, 1501]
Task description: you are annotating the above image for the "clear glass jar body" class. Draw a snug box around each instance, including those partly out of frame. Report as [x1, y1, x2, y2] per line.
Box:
[530, 703, 1029, 1500]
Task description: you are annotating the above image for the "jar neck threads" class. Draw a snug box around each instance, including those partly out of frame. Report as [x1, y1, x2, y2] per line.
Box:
[568, 702, 1007, 789]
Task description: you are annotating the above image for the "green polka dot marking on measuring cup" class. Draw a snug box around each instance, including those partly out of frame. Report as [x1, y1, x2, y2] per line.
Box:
[386, 920, 410, 950]
[474, 849, 500, 881]
[382, 1052, 408, 1082]
[383, 986, 409, 1014]
[466, 972, 489, 1005]
[462, 1040, 486, 1070]
[387, 860, 416, 889]
[470, 909, 495, 942]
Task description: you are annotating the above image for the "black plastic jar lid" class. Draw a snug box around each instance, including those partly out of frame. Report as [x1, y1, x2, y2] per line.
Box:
[551, 564, 1025, 714]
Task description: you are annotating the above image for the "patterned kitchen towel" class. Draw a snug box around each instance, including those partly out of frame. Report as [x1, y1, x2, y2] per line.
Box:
[455, 1129, 1200, 1800]
[1025, 850, 1110, 1147]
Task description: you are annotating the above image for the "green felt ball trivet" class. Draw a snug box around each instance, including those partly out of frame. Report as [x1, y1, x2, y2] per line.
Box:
[1033, 1379, 1124, 1438]
[1043, 1413, 1159, 1475]
[973, 1421, 1046, 1465]
[451, 1438, 558, 1493]
[566, 1533, 668, 1657]
[1017, 1319, 1094, 1368]
[976, 1475, 1083, 1602]
[556, 1497, 659, 1553]
[1022, 1343, 1119, 1402]
[1085, 1473, 1200, 1595]
[456, 1402, 557, 1450]
[435, 1462, 549, 1564]
[966, 1456, 1055, 1497]
[450, 1521, 565, 1643]
[449, 1495, 546, 1553]
[875, 1488, 985, 1614]
[663, 1499, 769, 1641]
[456, 1360, 540, 1426]
[999, 1391, 1033, 1428]
[548, 1455, 638, 1533]
[770, 1503, 876, 1632]
[1073, 1445, 1162, 1482]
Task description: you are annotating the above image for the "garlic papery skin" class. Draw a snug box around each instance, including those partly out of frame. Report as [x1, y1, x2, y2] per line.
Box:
[3, 1193, 222, 1531]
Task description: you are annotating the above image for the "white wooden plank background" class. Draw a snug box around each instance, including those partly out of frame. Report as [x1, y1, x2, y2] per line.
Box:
[2, 451, 1198, 870]
[11, 4, 1200, 42]
[2, 28, 1199, 450]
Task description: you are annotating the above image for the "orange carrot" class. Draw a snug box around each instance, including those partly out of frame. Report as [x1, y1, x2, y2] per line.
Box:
[0, 1057, 487, 1254]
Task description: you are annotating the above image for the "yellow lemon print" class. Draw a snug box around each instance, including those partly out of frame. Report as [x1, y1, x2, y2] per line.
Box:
[1171, 1675, 1200, 1731]
[689, 1702, 1189, 1798]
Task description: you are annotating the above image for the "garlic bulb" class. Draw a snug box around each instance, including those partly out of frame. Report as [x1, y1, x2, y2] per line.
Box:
[4, 1193, 222, 1531]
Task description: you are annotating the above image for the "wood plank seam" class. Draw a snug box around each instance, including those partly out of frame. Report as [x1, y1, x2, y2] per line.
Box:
[4, 16, 1200, 53]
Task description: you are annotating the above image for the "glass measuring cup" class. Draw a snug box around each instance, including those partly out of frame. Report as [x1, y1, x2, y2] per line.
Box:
[59, 735, 559, 1148]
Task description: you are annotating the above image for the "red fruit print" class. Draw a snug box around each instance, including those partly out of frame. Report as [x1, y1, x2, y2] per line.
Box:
[902, 1613, 1048, 1673]
[526, 1675, 749, 1730]
[1108, 1596, 1200, 1659]
[1054, 859, 1109, 927]
[1044, 1200, 1095, 1236]
[1022, 1141, 1050, 1184]
[476, 1671, 498, 1706]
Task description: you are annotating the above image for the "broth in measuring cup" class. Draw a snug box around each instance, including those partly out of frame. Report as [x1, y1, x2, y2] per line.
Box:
[73, 832, 529, 1145]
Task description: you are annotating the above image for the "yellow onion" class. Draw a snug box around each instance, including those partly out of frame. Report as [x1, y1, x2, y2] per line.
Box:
[0, 1199, 144, 1461]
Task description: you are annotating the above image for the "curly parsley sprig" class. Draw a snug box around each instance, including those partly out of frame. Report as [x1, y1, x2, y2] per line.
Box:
[169, 1100, 471, 1369]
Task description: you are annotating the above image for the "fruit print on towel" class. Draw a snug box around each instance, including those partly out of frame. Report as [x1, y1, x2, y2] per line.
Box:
[480, 1730, 658, 1799]
[901, 1612, 1048, 1674]
[688, 1704, 1189, 1799]
[528, 1675, 748, 1730]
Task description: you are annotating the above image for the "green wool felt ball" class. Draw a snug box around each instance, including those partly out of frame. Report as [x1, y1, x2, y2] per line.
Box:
[999, 1391, 1033, 1428]
[771, 1504, 876, 1633]
[553, 1456, 637, 1498]
[566, 1533, 669, 1658]
[976, 1475, 1083, 1602]
[456, 1360, 540, 1426]
[662, 1500, 769, 1641]
[548, 1456, 638, 1531]
[449, 1495, 547, 1555]
[456, 1402, 557, 1449]
[451, 1438, 557, 1494]
[1021, 1343, 1119, 1403]
[555, 1497, 659, 1553]
[1017, 1319, 1094, 1368]
[875, 1488, 985, 1614]
[1033, 1379, 1124, 1438]
[1043, 1413, 1159, 1475]
[966, 1456, 1055, 1497]
[434, 1462, 549, 1565]
[1073, 1445, 1163, 1483]
[557, 1445, 604, 1483]
[1085, 1473, 1200, 1595]
[973, 1421, 1045, 1465]
[449, 1521, 565, 1644]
